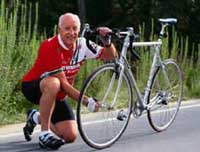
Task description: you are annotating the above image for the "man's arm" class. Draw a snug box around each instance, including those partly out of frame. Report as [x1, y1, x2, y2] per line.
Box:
[100, 44, 118, 62]
[97, 27, 118, 61]
[54, 72, 88, 105]
[54, 72, 99, 112]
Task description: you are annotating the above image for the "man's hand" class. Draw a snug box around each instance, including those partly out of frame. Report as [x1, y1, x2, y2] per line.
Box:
[87, 97, 100, 112]
[97, 27, 112, 47]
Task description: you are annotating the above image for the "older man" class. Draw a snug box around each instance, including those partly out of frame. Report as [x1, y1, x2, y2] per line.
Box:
[21, 13, 117, 150]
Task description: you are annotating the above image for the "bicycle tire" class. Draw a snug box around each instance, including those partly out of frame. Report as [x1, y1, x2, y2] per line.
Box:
[77, 63, 133, 149]
[147, 59, 183, 132]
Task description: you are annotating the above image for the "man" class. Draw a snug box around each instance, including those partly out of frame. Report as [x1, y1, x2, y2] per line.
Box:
[21, 13, 118, 150]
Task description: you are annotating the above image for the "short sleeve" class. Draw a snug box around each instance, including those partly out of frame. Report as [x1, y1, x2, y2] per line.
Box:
[77, 38, 103, 61]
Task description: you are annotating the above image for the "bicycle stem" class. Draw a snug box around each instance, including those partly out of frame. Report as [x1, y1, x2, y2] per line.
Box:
[81, 23, 90, 37]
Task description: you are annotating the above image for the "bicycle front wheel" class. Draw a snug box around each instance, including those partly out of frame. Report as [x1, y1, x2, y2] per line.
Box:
[147, 59, 183, 132]
[77, 63, 133, 149]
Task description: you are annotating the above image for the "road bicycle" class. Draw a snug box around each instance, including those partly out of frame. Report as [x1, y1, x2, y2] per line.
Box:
[77, 18, 183, 149]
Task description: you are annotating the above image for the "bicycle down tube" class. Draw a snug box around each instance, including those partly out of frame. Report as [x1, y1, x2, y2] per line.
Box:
[123, 41, 162, 111]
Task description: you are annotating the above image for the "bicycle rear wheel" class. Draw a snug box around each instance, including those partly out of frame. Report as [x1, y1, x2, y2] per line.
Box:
[77, 63, 133, 149]
[147, 59, 183, 132]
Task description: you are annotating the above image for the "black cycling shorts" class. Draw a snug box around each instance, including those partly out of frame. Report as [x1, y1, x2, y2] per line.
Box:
[21, 79, 75, 124]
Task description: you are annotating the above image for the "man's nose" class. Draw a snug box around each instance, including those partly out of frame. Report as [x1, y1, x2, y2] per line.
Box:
[68, 28, 75, 34]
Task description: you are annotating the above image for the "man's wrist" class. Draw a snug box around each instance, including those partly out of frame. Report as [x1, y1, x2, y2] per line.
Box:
[82, 96, 89, 106]
[104, 43, 112, 48]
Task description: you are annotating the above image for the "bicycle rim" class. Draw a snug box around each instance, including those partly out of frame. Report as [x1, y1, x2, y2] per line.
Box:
[77, 63, 133, 149]
[147, 59, 183, 132]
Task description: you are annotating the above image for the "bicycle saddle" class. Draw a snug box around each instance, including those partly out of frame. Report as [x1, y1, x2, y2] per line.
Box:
[158, 18, 177, 24]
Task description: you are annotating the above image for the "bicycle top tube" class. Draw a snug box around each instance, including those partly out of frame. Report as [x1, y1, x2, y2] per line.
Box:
[132, 41, 162, 47]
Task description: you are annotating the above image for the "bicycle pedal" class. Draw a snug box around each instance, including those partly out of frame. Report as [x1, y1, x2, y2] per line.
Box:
[133, 107, 143, 118]
[158, 99, 168, 105]
[117, 110, 128, 121]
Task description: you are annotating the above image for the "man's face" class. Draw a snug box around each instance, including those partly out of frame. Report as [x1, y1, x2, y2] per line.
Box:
[59, 15, 80, 48]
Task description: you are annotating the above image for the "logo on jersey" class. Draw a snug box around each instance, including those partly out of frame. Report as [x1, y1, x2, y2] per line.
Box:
[89, 41, 98, 50]
[62, 64, 80, 71]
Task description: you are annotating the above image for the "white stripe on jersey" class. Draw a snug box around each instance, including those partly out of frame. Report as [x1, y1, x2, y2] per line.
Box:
[62, 64, 80, 71]
[75, 37, 103, 62]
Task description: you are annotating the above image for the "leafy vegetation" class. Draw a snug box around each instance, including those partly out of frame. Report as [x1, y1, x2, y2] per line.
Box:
[0, 0, 40, 124]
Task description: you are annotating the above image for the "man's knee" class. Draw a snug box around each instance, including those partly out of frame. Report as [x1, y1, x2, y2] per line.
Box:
[63, 130, 78, 143]
[54, 120, 78, 143]
[40, 77, 61, 95]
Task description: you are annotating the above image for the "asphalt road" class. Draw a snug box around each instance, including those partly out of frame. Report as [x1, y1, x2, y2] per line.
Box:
[0, 99, 200, 152]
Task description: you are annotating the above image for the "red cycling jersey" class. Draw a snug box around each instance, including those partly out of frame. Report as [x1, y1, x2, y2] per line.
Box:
[22, 34, 104, 100]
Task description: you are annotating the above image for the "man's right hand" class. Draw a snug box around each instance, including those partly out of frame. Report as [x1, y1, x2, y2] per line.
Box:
[97, 27, 112, 47]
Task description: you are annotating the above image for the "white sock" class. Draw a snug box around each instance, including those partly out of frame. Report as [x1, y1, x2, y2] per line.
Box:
[40, 130, 51, 136]
[39, 130, 52, 140]
[32, 111, 40, 124]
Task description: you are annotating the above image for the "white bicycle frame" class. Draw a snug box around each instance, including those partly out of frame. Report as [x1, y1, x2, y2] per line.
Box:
[108, 23, 172, 111]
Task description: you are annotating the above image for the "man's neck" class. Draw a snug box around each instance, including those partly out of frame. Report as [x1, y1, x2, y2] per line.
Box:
[66, 43, 75, 50]
[58, 34, 70, 50]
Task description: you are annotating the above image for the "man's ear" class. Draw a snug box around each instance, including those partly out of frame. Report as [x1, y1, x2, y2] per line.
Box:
[58, 27, 61, 33]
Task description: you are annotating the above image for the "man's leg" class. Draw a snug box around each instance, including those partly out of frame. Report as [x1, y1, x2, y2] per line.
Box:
[38, 77, 66, 149]
[22, 77, 77, 149]
[39, 77, 60, 131]
[51, 100, 78, 142]
[22, 79, 41, 141]
[53, 120, 77, 143]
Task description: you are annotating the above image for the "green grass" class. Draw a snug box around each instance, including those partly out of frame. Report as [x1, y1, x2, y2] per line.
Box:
[0, 0, 39, 124]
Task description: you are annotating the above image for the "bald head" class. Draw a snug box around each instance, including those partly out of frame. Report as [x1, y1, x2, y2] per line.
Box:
[58, 13, 81, 30]
[58, 13, 81, 49]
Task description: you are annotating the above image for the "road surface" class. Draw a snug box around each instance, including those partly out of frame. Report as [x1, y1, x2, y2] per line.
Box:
[0, 99, 200, 152]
